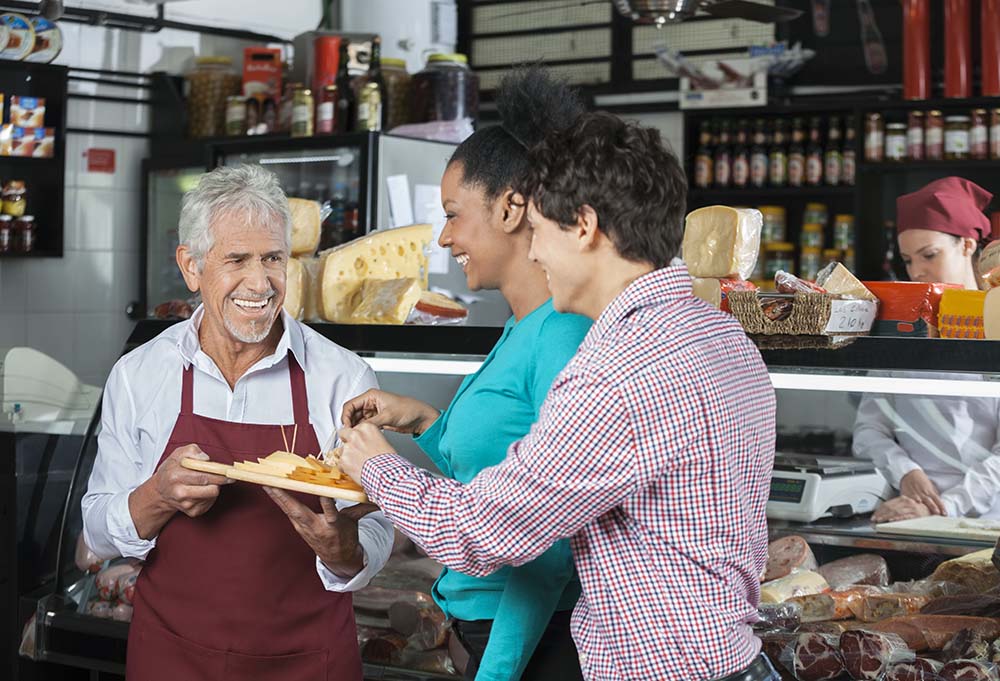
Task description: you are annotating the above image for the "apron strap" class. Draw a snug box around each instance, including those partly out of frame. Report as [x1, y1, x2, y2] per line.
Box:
[181, 365, 194, 415]
[287, 353, 311, 431]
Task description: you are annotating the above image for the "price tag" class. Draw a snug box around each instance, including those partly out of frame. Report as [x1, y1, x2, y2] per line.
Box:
[824, 300, 877, 334]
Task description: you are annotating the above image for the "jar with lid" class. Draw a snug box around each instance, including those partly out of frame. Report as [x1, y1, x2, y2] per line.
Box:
[991, 109, 1000, 160]
[822, 248, 842, 268]
[410, 53, 479, 123]
[801, 222, 824, 250]
[971, 108, 988, 159]
[865, 112, 884, 161]
[843, 247, 857, 273]
[764, 242, 796, 279]
[14, 215, 34, 253]
[885, 123, 907, 161]
[356, 82, 383, 132]
[907, 111, 924, 160]
[291, 87, 314, 137]
[381, 57, 411, 130]
[800, 247, 822, 281]
[925, 110, 944, 159]
[759, 205, 786, 243]
[186, 57, 241, 138]
[0, 215, 12, 253]
[2, 180, 26, 217]
[804, 202, 828, 228]
[833, 214, 855, 251]
[945, 115, 971, 159]
[225, 95, 245, 136]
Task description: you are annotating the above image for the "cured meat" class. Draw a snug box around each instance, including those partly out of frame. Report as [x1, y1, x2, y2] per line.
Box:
[95, 562, 141, 602]
[800, 621, 854, 636]
[885, 658, 944, 681]
[353, 586, 435, 614]
[867, 616, 1000, 652]
[790, 588, 877, 623]
[388, 602, 448, 651]
[757, 602, 803, 631]
[942, 628, 1000, 663]
[765, 536, 819, 582]
[922, 595, 1000, 618]
[792, 633, 847, 681]
[940, 659, 1000, 681]
[855, 594, 931, 622]
[819, 555, 891, 590]
[932, 551, 1000, 594]
[839, 630, 913, 681]
[359, 630, 408, 666]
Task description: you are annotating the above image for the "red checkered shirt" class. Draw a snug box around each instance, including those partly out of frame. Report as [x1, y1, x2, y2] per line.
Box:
[362, 265, 777, 680]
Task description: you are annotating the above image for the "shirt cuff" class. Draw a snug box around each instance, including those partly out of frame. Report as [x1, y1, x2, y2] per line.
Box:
[107, 489, 157, 560]
[316, 551, 373, 592]
[939, 492, 964, 518]
[361, 453, 417, 506]
[887, 457, 923, 490]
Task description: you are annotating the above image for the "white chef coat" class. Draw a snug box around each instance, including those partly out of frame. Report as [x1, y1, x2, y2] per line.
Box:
[81, 306, 394, 592]
[853, 372, 1000, 518]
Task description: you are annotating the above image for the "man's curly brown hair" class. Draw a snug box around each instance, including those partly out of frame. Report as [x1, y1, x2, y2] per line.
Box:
[517, 112, 688, 269]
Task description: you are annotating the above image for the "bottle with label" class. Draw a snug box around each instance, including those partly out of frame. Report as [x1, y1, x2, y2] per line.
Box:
[925, 110, 944, 159]
[787, 117, 806, 187]
[885, 122, 907, 161]
[316, 85, 338, 134]
[991, 109, 1000, 160]
[367, 36, 388, 129]
[906, 111, 925, 160]
[750, 119, 769, 188]
[291, 87, 314, 137]
[731, 119, 750, 188]
[694, 120, 714, 189]
[944, 115, 971, 159]
[865, 112, 885, 161]
[823, 116, 842, 186]
[805, 117, 824, 186]
[769, 119, 787, 187]
[713, 120, 731, 188]
[842, 115, 857, 186]
[971, 108, 988, 159]
[356, 82, 383, 132]
[334, 40, 356, 133]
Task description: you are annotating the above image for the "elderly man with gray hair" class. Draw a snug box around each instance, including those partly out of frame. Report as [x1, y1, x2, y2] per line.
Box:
[82, 164, 392, 681]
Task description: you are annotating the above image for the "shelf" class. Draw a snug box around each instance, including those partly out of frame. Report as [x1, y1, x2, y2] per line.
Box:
[859, 96, 1000, 112]
[859, 159, 1000, 173]
[0, 249, 62, 258]
[761, 336, 1000, 374]
[688, 186, 856, 201]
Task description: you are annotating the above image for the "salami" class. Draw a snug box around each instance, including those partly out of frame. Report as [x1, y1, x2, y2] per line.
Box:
[792, 633, 847, 681]
[868, 617, 1000, 652]
[943, 629, 995, 662]
[940, 659, 1000, 681]
[839, 630, 913, 681]
[819, 555, 891, 590]
[765, 536, 819, 582]
[922, 595, 1000, 618]
[885, 658, 944, 681]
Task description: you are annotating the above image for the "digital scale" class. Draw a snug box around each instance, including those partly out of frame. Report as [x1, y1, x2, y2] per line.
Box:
[766, 453, 891, 523]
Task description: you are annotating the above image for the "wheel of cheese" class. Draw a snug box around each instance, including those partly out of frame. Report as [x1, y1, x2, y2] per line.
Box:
[288, 198, 321, 256]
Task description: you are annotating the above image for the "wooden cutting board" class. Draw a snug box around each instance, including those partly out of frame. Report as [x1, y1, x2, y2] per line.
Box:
[875, 516, 1000, 542]
[181, 458, 368, 503]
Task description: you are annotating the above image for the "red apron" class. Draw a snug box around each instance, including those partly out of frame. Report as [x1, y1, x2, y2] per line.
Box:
[126, 355, 363, 681]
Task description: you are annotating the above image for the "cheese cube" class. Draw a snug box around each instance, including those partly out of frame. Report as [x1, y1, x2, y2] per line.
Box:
[351, 278, 422, 324]
[816, 262, 878, 302]
[759, 570, 829, 604]
[288, 198, 321, 256]
[319, 224, 433, 322]
[283, 257, 306, 320]
[682, 206, 762, 279]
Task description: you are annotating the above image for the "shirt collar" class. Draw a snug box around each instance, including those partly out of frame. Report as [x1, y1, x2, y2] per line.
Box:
[583, 263, 693, 346]
[176, 305, 307, 371]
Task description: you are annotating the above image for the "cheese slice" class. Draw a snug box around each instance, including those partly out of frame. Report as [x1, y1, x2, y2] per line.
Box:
[288, 198, 321, 256]
[351, 278, 422, 324]
[283, 257, 306, 320]
[759, 570, 830, 604]
[691, 277, 758, 312]
[816, 262, 878, 302]
[319, 224, 433, 322]
[682, 206, 762, 279]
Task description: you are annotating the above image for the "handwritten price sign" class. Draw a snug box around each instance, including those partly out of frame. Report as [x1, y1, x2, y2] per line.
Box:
[824, 300, 878, 334]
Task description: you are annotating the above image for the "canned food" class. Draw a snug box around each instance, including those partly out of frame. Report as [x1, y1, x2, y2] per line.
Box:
[764, 242, 796, 280]
[804, 202, 828, 228]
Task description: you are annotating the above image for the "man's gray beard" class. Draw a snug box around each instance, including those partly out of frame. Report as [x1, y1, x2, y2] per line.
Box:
[223, 310, 275, 344]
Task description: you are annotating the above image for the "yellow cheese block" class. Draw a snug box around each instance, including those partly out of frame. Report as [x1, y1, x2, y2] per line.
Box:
[351, 278, 422, 324]
[938, 288, 986, 339]
[283, 256, 306, 320]
[319, 224, 433, 322]
[682, 206, 762, 279]
[984, 288, 1000, 339]
[298, 256, 322, 322]
[288, 198, 321, 256]
[759, 570, 829, 604]
[816, 262, 878, 302]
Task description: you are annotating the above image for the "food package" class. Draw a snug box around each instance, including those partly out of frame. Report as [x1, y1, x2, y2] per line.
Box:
[938, 289, 986, 339]
[789, 588, 878, 623]
[979, 242, 1000, 288]
[351, 278, 422, 325]
[354, 585, 435, 615]
[922, 595, 1000, 618]
[862, 281, 962, 337]
[818, 555, 890, 590]
[800, 621, 857, 636]
[74, 534, 103, 574]
[682, 205, 763, 279]
[410, 290, 469, 324]
[397, 649, 457, 676]
[940, 659, 1000, 681]
[932, 551, 1000, 594]
[288, 198, 321, 256]
[761, 296, 795, 321]
[10, 96, 45, 127]
[853, 593, 932, 622]
[117, 570, 139, 606]
[764, 536, 819, 582]
[756, 602, 803, 631]
[816, 263, 879, 301]
[692, 277, 759, 312]
[782, 632, 847, 681]
[866, 616, 1000, 652]
[388, 601, 448, 651]
[299, 256, 322, 321]
[87, 600, 113, 619]
[95, 561, 141, 602]
[284, 256, 307, 319]
[776, 270, 827, 295]
[359, 629, 408, 665]
[112, 602, 133, 622]
[885, 658, 944, 681]
[761, 570, 830, 604]
[242, 47, 282, 99]
[30, 127, 54, 157]
[839, 630, 915, 681]
[942, 627, 1000, 662]
[761, 630, 800, 680]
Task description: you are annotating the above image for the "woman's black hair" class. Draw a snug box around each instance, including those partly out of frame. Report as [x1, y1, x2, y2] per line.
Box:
[448, 65, 584, 203]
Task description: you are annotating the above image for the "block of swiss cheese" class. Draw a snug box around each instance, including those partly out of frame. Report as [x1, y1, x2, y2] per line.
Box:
[288, 198, 321, 256]
[351, 278, 422, 324]
[682, 205, 762, 279]
[283, 256, 306, 320]
[318, 224, 433, 322]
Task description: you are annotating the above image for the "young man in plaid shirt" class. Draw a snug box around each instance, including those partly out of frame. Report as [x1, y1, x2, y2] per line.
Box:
[339, 112, 778, 681]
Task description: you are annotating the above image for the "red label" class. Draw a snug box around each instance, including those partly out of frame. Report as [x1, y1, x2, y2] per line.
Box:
[86, 148, 115, 173]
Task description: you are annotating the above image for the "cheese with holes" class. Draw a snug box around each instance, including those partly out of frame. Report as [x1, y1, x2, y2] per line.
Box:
[816, 262, 878, 301]
[288, 198, 321, 256]
[319, 224, 433, 322]
[283, 257, 306, 319]
[682, 206, 762, 279]
[760, 570, 830, 604]
[691, 277, 758, 312]
[351, 278, 422, 324]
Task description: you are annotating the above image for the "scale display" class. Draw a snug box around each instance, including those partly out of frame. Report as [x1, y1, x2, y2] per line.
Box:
[770, 476, 806, 504]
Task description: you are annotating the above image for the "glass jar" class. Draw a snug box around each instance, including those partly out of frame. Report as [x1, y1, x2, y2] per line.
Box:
[925, 110, 944, 160]
[800, 247, 822, 281]
[225, 95, 245, 136]
[971, 108, 988, 159]
[316, 85, 338, 135]
[833, 214, 855, 251]
[291, 87, 314, 137]
[381, 57, 411, 130]
[15, 215, 34, 252]
[865, 112, 884, 161]
[885, 123, 907, 161]
[945, 115, 971, 160]
[800, 222, 824, 250]
[764, 242, 796, 279]
[803, 202, 828, 228]
[907, 111, 924, 160]
[822, 248, 842, 268]
[0, 215, 12, 253]
[991, 109, 1000, 160]
[2, 180, 26, 217]
[410, 53, 479, 123]
[186, 57, 240, 138]
[759, 205, 786, 243]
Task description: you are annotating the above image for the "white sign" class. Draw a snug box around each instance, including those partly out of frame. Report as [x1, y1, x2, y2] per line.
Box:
[824, 300, 878, 334]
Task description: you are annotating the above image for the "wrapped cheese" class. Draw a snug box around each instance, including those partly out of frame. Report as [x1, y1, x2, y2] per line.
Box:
[350, 278, 422, 325]
[299, 256, 322, 322]
[682, 205, 762, 279]
[816, 262, 878, 301]
[283, 256, 307, 320]
[288, 198, 321, 256]
[760, 570, 830, 604]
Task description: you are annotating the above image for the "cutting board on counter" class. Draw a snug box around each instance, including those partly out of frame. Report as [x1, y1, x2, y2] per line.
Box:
[180, 457, 368, 503]
[875, 516, 1000, 542]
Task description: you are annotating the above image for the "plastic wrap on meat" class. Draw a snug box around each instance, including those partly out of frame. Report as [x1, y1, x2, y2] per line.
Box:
[360, 630, 408, 666]
[112, 603, 133, 622]
[388, 601, 448, 651]
[893, 579, 973, 599]
[353, 585, 435, 615]
[868, 617, 1000, 652]
[923, 595, 1000, 618]
[761, 629, 799, 676]
[757, 602, 803, 631]
[839, 630, 914, 681]
[885, 658, 944, 681]
[775, 270, 828, 294]
[765, 537, 820, 583]
[762, 298, 795, 321]
[819, 555, 891, 590]
[397, 649, 456, 676]
[116, 569, 140, 606]
[940, 659, 1000, 681]
[856, 594, 932, 622]
[943, 629, 996, 662]
[784, 632, 847, 681]
[800, 622, 855, 636]
[791, 588, 878, 623]
[74, 534, 103, 574]
[95, 562, 140, 602]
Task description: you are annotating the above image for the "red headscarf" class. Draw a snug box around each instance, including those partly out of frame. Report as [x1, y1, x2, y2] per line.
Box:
[896, 176, 993, 240]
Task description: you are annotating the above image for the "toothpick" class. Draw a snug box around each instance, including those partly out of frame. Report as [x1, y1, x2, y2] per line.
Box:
[291, 424, 298, 454]
[280, 424, 289, 452]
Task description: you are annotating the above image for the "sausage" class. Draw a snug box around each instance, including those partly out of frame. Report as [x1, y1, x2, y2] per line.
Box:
[764, 536, 819, 583]
[818, 555, 890, 590]
[789, 588, 878, 623]
[855, 594, 931, 623]
[867, 617, 1000, 652]
[793, 633, 847, 681]
[943, 628, 995, 662]
[940, 659, 1000, 681]
[885, 659, 944, 681]
[839, 630, 913, 681]
[922, 595, 1000, 618]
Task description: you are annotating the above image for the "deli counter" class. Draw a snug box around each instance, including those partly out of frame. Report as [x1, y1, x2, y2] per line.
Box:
[15, 325, 1000, 679]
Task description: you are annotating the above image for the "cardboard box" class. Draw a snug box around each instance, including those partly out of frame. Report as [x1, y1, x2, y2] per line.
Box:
[11, 96, 45, 127]
[242, 47, 282, 100]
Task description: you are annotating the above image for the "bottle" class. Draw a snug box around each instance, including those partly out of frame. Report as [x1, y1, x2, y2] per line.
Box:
[882, 220, 899, 280]
[713, 120, 731, 188]
[367, 36, 388, 129]
[805, 117, 824, 186]
[291, 87, 314, 137]
[787, 118, 805, 187]
[824, 115, 842, 186]
[694, 120, 713, 189]
[842, 116, 857, 186]
[732, 119, 750, 188]
[750, 119, 769, 188]
[356, 82, 383, 132]
[316, 85, 338, 135]
[334, 40, 355, 133]
[768, 119, 787, 187]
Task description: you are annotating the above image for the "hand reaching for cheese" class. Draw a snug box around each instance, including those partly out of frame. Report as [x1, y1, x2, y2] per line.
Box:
[341, 389, 440, 435]
[338, 422, 398, 484]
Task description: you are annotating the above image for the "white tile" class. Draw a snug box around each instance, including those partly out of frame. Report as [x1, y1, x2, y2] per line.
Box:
[111, 250, 140, 313]
[0, 261, 27, 312]
[113, 189, 142, 253]
[0, 313, 27, 347]
[24, 254, 77, 312]
[26, 312, 76, 368]
[74, 312, 130, 379]
[72, 251, 117, 313]
[73, 189, 116, 251]
[115, 137, 150, 191]
[121, 102, 151, 135]
[62, 189, 79, 250]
